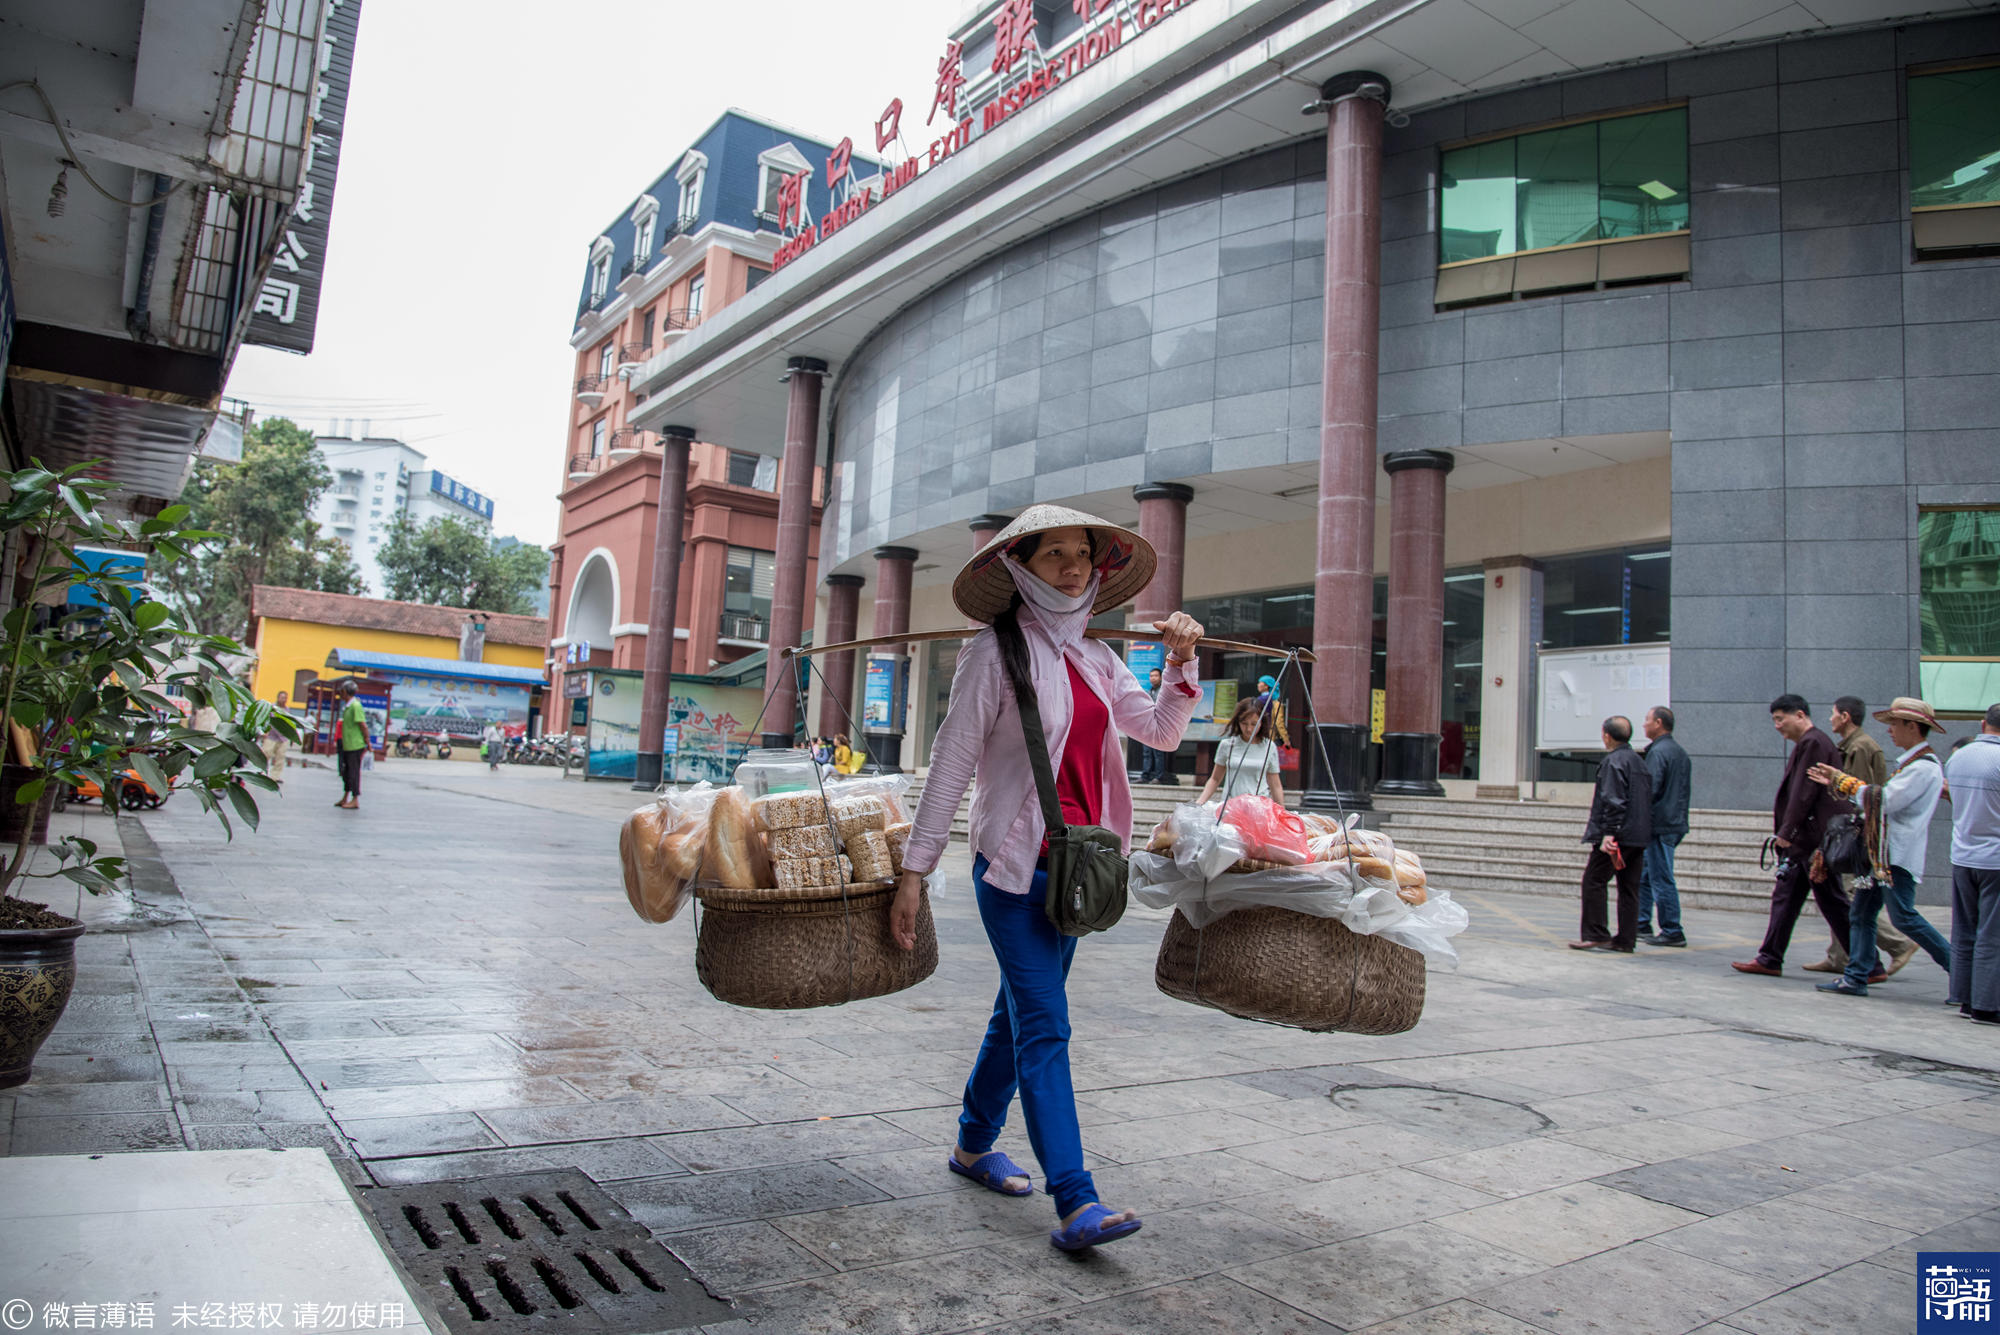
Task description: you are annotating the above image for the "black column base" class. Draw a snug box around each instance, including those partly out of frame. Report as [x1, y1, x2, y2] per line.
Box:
[1375, 731, 1445, 797]
[761, 731, 793, 751]
[862, 734, 904, 775]
[1300, 722, 1373, 811]
[631, 752, 664, 791]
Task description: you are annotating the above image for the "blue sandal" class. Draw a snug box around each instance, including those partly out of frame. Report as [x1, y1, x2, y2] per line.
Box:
[1050, 1203, 1142, 1251]
[947, 1150, 1033, 1197]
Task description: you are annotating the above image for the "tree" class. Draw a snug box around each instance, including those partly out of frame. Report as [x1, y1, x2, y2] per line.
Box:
[378, 515, 548, 615]
[153, 417, 364, 637]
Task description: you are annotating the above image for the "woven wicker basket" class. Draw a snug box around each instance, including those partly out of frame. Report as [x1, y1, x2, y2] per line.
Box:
[1155, 905, 1424, 1034]
[694, 884, 937, 1010]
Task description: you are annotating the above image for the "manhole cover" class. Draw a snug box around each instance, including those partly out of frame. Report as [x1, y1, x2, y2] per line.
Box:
[355, 1170, 735, 1334]
[1333, 1085, 1552, 1146]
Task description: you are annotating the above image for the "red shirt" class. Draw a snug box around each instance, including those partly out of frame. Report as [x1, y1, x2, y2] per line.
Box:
[1055, 659, 1107, 830]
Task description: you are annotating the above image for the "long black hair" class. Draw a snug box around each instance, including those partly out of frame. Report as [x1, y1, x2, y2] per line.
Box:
[991, 529, 1094, 711]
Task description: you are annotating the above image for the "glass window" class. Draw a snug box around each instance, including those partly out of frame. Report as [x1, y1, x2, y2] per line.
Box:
[590, 419, 607, 456]
[589, 254, 610, 301]
[723, 547, 776, 624]
[1516, 123, 1599, 251]
[1919, 508, 2000, 714]
[759, 166, 784, 216]
[1537, 546, 1671, 652]
[678, 170, 703, 222]
[1440, 107, 1688, 262]
[1440, 139, 1517, 262]
[687, 275, 706, 321]
[635, 213, 655, 262]
[1599, 110, 1691, 239]
[639, 306, 655, 349]
[725, 450, 777, 490]
[747, 265, 771, 291]
[1911, 66, 2000, 208]
[598, 344, 614, 378]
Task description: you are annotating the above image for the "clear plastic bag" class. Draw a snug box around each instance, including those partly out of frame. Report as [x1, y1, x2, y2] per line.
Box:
[1130, 806, 1468, 968]
[1218, 795, 1310, 864]
[619, 782, 721, 923]
[822, 771, 915, 824]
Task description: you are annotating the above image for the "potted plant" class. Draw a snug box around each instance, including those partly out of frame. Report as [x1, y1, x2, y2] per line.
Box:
[0, 462, 299, 1087]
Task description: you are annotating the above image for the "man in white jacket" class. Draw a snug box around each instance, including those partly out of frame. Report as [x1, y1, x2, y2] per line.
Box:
[1805, 696, 1954, 997]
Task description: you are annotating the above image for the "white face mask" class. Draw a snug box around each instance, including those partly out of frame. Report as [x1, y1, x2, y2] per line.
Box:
[1003, 554, 1099, 648]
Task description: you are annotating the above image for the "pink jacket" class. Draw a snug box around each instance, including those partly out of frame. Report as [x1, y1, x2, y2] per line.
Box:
[902, 606, 1201, 895]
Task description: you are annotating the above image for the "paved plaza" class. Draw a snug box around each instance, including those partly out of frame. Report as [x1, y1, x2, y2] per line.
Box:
[2, 758, 1996, 1334]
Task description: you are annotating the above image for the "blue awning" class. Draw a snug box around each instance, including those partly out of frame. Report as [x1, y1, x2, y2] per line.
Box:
[328, 649, 546, 686]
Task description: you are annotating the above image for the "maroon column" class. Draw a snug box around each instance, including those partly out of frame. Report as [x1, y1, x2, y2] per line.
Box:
[763, 356, 827, 748]
[1131, 483, 1192, 625]
[1304, 70, 1390, 812]
[1378, 450, 1454, 797]
[969, 513, 1012, 551]
[873, 546, 917, 654]
[633, 426, 694, 790]
[868, 546, 918, 771]
[819, 574, 864, 738]
[967, 514, 1011, 627]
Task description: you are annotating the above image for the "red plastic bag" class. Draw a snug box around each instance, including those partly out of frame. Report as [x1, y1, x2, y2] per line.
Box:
[1219, 796, 1310, 865]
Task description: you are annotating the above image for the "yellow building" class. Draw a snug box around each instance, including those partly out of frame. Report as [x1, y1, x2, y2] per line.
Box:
[250, 585, 547, 708]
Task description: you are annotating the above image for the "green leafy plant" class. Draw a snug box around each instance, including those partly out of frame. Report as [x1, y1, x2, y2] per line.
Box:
[0, 462, 301, 904]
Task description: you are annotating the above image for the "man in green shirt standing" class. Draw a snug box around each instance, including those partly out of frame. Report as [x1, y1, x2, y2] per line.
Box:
[336, 680, 368, 810]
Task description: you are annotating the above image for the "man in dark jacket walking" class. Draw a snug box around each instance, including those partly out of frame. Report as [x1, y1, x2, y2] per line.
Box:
[1571, 716, 1652, 953]
[1734, 694, 1852, 976]
[1637, 706, 1692, 947]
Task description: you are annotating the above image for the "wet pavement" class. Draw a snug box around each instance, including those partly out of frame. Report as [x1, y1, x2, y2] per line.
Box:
[4, 757, 1997, 1334]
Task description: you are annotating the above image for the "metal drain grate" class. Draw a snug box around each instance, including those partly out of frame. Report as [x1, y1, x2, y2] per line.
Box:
[355, 1170, 735, 1334]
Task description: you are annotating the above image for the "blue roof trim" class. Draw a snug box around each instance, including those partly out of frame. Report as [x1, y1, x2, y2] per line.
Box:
[330, 649, 545, 686]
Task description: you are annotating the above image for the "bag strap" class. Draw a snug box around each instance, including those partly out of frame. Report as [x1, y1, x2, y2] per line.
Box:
[1014, 680, 1070, 840]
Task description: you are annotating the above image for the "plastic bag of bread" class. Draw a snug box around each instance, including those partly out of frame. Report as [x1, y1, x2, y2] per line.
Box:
[824, 771, 913, 824]
[847, 829, 894, 882]
[703, 786, 774, 890]
[617, 783, 720, 923]
[884, 821, 912, 874]
[1218, 796, 1311, 865]
[754, 790, 828, 832]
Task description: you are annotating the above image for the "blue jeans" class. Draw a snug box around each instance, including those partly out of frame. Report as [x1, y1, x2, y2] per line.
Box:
[1638, 835, 1683, 937]
[1843, 865, 1952, 989]
[960, 854, 1097, 1220]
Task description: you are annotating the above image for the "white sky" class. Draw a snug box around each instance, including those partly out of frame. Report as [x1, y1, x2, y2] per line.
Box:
[224, 0, 959, 548]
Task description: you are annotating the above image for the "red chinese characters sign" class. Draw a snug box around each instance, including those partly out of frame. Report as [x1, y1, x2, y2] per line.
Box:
[770, 0, 1203, 276]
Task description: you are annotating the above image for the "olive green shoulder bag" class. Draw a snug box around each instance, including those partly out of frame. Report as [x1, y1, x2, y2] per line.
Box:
[1015, 682, 1128, 936]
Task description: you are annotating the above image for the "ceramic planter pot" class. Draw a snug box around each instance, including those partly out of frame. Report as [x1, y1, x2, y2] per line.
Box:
[0, 917, 85, 1087]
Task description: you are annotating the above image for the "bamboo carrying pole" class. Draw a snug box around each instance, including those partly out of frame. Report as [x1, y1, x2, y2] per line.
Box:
[786, 628, 1315, 661]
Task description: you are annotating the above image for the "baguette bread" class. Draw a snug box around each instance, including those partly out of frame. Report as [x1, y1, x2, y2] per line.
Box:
[705, 788, 772, 889]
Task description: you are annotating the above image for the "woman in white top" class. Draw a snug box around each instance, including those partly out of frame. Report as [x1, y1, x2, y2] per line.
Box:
[1198, 695, 1284, 805]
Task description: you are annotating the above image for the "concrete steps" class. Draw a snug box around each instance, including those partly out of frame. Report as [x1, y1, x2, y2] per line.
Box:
[904, 778, 1778, 913]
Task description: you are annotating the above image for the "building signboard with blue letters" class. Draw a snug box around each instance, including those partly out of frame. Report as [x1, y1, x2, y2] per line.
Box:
[430, 470, 495, 520]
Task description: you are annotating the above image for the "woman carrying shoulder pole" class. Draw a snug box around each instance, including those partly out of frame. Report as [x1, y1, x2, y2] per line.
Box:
[1198, 695, 1286, 806]
[889, 506, 1205, 1253]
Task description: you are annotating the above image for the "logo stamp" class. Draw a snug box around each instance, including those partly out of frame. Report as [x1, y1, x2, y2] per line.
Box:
[1922, 1253, 1997, 1331]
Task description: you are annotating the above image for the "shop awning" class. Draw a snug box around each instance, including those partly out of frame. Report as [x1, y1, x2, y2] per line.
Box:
[328, 649, 546, 686]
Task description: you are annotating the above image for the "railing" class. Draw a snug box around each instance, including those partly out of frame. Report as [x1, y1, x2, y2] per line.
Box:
[607, 427, 642, 454]
[567, 454, 600, 481]
[659, 307, 701, 333]
[575, 375, 608, 400]
[618, 341, 652, 363]
[718, 614, 768, 643]
[621, 252, 653, 279]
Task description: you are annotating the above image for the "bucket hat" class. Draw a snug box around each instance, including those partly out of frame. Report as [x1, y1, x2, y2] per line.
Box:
[1872, 696, 1940, 730]
[951, 504, 1155, 624]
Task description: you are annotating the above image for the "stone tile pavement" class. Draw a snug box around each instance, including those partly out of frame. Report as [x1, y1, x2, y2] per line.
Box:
[3, 758, 1996, 1333]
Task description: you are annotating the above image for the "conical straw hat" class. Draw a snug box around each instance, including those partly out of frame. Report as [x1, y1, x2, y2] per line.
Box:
[951, 504, 1156, 625]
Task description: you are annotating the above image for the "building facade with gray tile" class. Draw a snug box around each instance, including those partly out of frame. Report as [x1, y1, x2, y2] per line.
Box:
[630, 1, 2000, 814]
